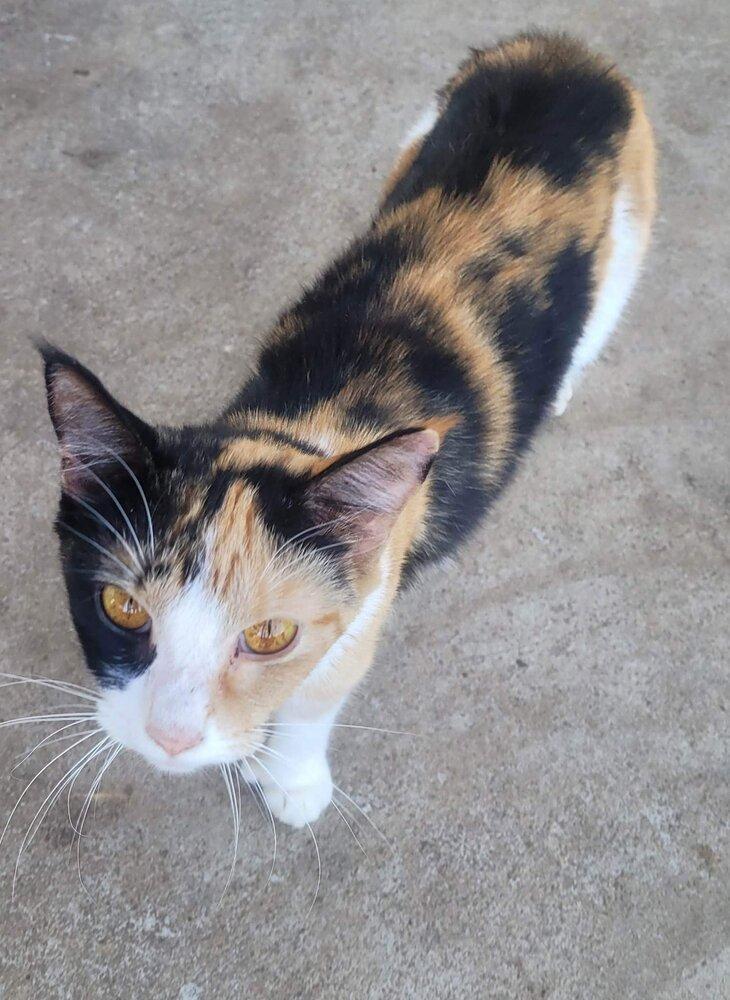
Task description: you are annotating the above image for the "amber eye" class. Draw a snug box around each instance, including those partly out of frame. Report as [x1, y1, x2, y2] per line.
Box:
[242, 618, 298, 656]
[100, 584, 150, 631]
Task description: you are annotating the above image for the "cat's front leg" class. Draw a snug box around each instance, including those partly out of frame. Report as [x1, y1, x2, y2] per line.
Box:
[250, 700, 342, 829]
[250, 571, 388, 828]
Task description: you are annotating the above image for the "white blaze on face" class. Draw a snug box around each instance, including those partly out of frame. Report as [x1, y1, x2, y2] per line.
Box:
[146, 577, 223, 749]
[96, 576, 235, 773]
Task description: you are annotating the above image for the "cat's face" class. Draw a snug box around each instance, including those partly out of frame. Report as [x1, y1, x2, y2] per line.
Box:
[41, 347, 438, 775]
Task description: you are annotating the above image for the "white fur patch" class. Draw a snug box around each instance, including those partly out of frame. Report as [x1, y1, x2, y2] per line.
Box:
[300, 559, 389, 697]
[401, 101, 439, 149]
[145, 577, 222, 736]
[554, 186, 645, 412]
[96, 577, 236, 773]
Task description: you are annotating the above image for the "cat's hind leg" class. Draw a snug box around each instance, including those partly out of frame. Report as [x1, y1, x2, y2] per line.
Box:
[553, 94, 656, 416]
[553, 187, 646, 415]
[401, 101, 439, 148]
[380, 101, 439, 203]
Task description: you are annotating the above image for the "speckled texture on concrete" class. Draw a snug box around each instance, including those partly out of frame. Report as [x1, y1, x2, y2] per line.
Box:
[0, 2, 727, 998]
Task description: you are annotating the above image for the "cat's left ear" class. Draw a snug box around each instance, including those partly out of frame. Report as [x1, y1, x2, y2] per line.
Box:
[301, 427, 442, 569]
[39, 343, 156, 500]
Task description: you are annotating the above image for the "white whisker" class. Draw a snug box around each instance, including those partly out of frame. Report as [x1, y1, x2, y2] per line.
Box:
[111, 450, 156, 556]
[16, 701, 98, 712]
[71, 494, 144, 575]
[260, 514, 349, 577]
[331, 793, 362, 833]
[0, 729, 104, 850]
[17, 738, 109, 853]
[57, 520, 134, 577]
[331, 797, 367, 856]
[75, 436, 155, 556]
[70, 743, 113, 842]
[253, 755, 321, 914]
[74, 742, 122, 900]
[67, 739, 112, 836]
[263, 722, 418, 737]
[304, 821, 322, 918]
[332, 783, 392, 851]
[12, 719, 98, 772]
[0, 713, 96, 730]
[238, 762, 268, 822]
[238, 759, 278, 894]
[11, 735, 109, 898]
[217, 763, 241, 905]
[250, 740, 294, 767]
[0, 673, 99, 702]
[68, 459, 146, 565]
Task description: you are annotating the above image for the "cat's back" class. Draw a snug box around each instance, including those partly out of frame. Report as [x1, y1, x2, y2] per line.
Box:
[227, 33, 656, 575]
[233, 33, 655, 463]
[382, 32, 650, 211]
[377, 32, 656, 442]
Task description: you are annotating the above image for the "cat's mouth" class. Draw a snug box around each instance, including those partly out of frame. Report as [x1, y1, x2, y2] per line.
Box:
[119, 732, 246, 776]
[139, 743, 209, 775]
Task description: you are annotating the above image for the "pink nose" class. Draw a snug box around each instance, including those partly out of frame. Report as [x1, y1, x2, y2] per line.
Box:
[145, 723, 203, 757]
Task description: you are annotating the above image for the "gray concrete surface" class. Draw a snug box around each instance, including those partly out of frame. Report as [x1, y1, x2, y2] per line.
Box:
[0, 1, 727, 997]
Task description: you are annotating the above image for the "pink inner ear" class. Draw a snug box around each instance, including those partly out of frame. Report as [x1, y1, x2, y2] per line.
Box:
[304, 428, 440, 562]
[48, 367, 139, 498]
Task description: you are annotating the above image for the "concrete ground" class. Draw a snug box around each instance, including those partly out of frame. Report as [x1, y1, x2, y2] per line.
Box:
[1, 1, 727, 997]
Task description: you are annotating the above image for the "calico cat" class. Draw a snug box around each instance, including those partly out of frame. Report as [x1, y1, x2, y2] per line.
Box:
[39, 33, 655, 829]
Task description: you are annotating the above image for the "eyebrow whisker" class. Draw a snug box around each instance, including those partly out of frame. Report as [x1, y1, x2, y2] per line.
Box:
[58, 520, 134, 578]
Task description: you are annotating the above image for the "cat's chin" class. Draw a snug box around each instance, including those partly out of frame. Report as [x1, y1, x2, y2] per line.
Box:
[140, 751, 209, 776]
[128, 737, 247, 776]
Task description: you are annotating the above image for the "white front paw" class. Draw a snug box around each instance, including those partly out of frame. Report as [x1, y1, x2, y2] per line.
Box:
[258, 760, 333, 829]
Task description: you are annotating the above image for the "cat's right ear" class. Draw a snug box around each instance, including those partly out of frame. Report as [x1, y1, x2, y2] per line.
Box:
[39, 343, 156, 499]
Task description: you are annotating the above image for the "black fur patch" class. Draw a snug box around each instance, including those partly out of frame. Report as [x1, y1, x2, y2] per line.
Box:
[227, 227, 427, 419]
[461, 253, 502, 287]
[57, 490, 157, 688]
[496, 239, 594, 445]
[500, 233, 528, 258]
[241, 463, 352, 588]
[232, 425, 326, 456]
[383, 39, 630, 210]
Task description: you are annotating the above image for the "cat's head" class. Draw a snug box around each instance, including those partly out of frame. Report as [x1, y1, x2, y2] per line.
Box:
[40, 346, 439, 774]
